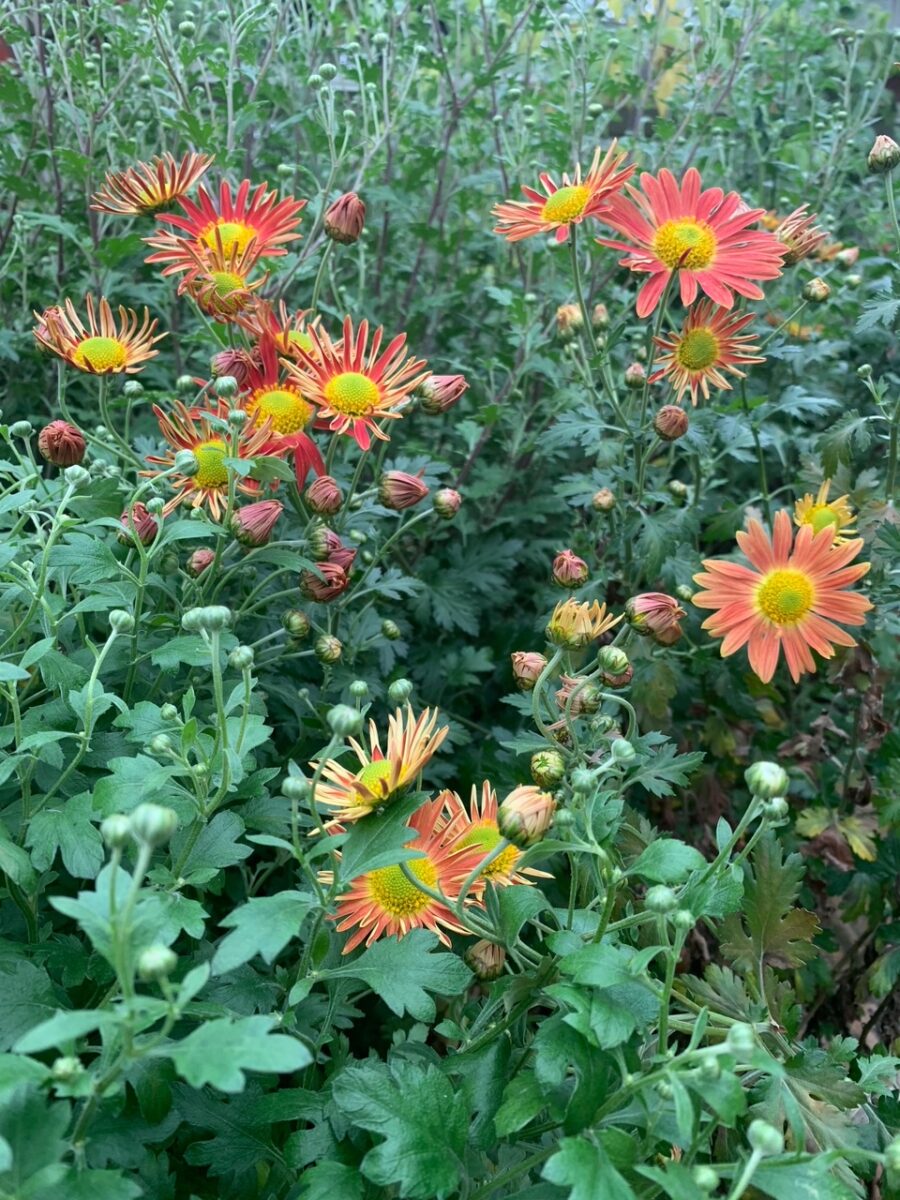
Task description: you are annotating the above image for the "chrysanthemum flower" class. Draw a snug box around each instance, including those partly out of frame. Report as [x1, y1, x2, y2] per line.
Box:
[154, 178, 305, 258]
[546, 598, 621, 648]
[241, 334, 323, 485]
[146, 231, 269, 321]
[91, 152, 214, 215]
[440, 783, 552, 889]
[312, 705, 449, 823]
[794, 481, 856, 545]
[328, 798, 481, 954]
[596, 168, 786, 317]
[649, 300, 765, 406]
[284, 316, 428, 451]
[772, 205, 826, 266]
[238, 299, 322, 359]
[492, 142, 634, 244]
[33, 295, 164, 374]
[692, 510, 871, 683]
[143, 399, 279, 518]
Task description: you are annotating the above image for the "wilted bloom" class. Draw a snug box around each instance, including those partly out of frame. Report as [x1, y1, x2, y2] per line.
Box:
[802, 277, 830, 303]
[493, 142, 634, 244]
[868, 134, 900, 174]
[419, 374, 468, 415]
[433, 488, 461, 519]
[592, 303, 610, 329]
[596, 168, 786, 317]
[693, 509, 872, 683]
[211, 346, 260, 388]
[626, 592, 686, 645]
[511, 651, 547, 690]
[794, 481, 856, 545]
[187, 548, 215, 576]
[153, 178, 305, 258]
[465, 939, 506, 981]
[650, 300, 764, 407]
[300, 561, 349, 602]
[556, 303, 583, 339]
[305, 474, 343, 515]
[379, 470, 429, 510]
[119, 502, 158, 546]
[324, 191, 366, 243]
[497, 785, 556, 848]
[552, 549, 589, 588]
[91, 152, 213, 215]
[441, 782, 551, 888]
[38, 420, 85, 466]
[312, 705, 449, 823]
[33, 295, 164, 374]
[592, 487, 616, 512]
[284, 315, 428, 451]
[654, 404, 689, 441]
[624, 362, 646, 390]
[546, 598, 620, 648]
[773, 205, 826, 266]
[323, 529, 357, 573]
[231, 499, 283, 546]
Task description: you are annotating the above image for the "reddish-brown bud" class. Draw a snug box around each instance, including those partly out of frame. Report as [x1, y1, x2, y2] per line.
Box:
[324, 192, 366, 244]
[868, 134, 900, 174]
[323, 529, 357, 573]
[555, 674, 601, 716]
[419, 374, 468, 415]
[210, 347, 260, 388]
[300, 561, 349, 602]
[434, 488, 462, 520]
[38, 420, 86, 467]
[231, 499, 282, 547]
[625, 592, 685, 645]
[118, 502, 158, 547]
[624, 362, 646, 390]
[305, 474, 343, 515]
[600, 663, 633, 688]
[511, 651, 547, 691]
[552, 549, 589, 588]
[379, 470, 429, 510]
[654, 405, 689, 441]
[187, 548, 215, 577]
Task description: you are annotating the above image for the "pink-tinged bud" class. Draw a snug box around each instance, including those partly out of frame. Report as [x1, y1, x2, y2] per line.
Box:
[497, 785, 556, 848]
[592, 487, 616, 513]
[324, 192, 366, 244]
[37, 420, 86, 467]
[305, 474, 343, 515]
[465, 939, 506, 981]
[33, 305, 64, 352]
[552, 549, 589, 588]
[556, 303, 583, 340]
[419, 374, 468, 415]
[231, 499, 282, 547]
[835, 246, 859, 268]
[625, 592, 685, 645]
[323, 529, 357, 573]
[555, 674, 601, 716]
[868, 134, 900, 175]
[592, 303, 609, 329]
[511, 651, 547, 691]
[802, 277, 830, 304]
[600, 663, 633, 688]
[624, 362, 646, 390]
[187, 548, 216, 577]
[434, 488, 461, 520]
[210, 346, 259, 388]
[300, 561, 349, 602]
[379, 470, 429, 510]
[118, 502, 158, 547]
[654, 405, 689, 441]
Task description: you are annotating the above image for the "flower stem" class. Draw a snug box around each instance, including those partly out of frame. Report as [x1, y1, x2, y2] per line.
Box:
[740, 380, 770, 526]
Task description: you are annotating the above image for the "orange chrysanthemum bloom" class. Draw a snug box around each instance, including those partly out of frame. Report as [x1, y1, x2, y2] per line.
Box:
[33, 295, 164, 374]
[492, 142, 634, 244]
[143, 399, 280, 519]
[596, 167, 786, 317]
[772, 205, 827, 266]
[238, 299, 323, 360]
[794, 481, 856, 545]
[650, 300, 765, 406]
[329, 797, 481, 954]
[439, 783, 551, 889]
[312, 705, 449, 824]
[692, 510, 872, 683]
[284, 316, 429, 451]
[153, 178, 305, 258]
[146, 226, 270, 321]
[90, 152, 214, 215]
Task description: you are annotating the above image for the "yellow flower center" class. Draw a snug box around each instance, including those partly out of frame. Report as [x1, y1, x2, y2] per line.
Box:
[457, 821, 520, 879]
[806, 505, 841, 536]
[755, 568, 815, 626]
[356, 758, 394, 800]
[653, 219, 716, 270]
[675, 327, 720, 372]
[248, 386, 313, 434]
[541, 185, 590, 224]
[208, 270, 246, 299]
[323, 371, 381, 416]
[72, 336, 127, 372]
[202, 220, 256, 255]
[288, 329, 315, 354]
[366, 856, 439, 918]
[193, 439, 229, 489]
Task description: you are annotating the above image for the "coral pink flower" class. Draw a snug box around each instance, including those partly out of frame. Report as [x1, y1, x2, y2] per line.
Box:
[91, 152, 213, 216]
[552, 549, 589, 588]
[305, 474, 343, 515]
[323, 529, 357, 573]
[596, 168, 786, 317]
[511, 651, 547, 691]
[650, 301, 765, 406]
[153, 178, 305, 258]
[241, 333, 324, 486]
[231, 499, 282, 547]
[419, 374, 468, 415]
[187, 548, 215, 576]
[692, 510, 872, 684]
[626, 592, 686, 645]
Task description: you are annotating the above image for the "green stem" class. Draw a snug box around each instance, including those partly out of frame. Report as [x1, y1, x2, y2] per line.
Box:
[740, 380, 770, 526]
[885, 171, 900, 258]
[725, 1148, 763, 1200]
[530, 648, 563, 741]
[310, 241, 334, 312]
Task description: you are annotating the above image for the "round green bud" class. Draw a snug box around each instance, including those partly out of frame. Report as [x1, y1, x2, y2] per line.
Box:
[63, 464, 91, 488]
[137, 943, 178, 982]
[747, 1118, 784, 1156]
[328, 703, 363, 738]
[673, 908, 696, 931]
[857, 363, 872, 380]
[227, 407, 248, 427]
[173, 449, 199, 476]
[645, 885, 678, 914]
[611, 738, 636, 764]
[342, 109, 355, 122]
[228, 645, 255, 671]
[281, 775, 310, 802]
[176, 374, 195, 394]
[744, 761, 788, 800]
[9, 420, 33, 438]
[52, 1055, 84, 1082]
[276, 163, 294, 177]
[100, 813, 132, 849]
[553, 807, 576, 829]
[570, 767, 595, 794]
[726, 1021, 756, 1057]
[319, 62, 337, 79]
[145, 496, 165, 515]
[381, 619, 401, 640]
[762, 796, 789, 820]
[530, 749, 566, 789]
[349, 679, 369, 699]
[307, 72, 323, 87]
[884, 1137, 900, 1172]
[129, 802, 178, 847]
[698, 1055, 721, 1080]
[387, 678, 413, 705]
[372, 30, 389, 46]
[160, 703, 179, 721]
[314, 634, 342, 664]
[109, 609, 135, 634]
[123, 379, 143, 398]
[656, 1080, 673, 1099]
[597, 645, 629, 674]
[692, 1165, 719, 1193]
[148, 734, 173, 756]
[177, 19, 196, 35]
[181, 605, 232, 634]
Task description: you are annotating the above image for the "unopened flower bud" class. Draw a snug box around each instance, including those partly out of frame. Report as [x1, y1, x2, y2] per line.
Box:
[314, 634, 342, 663]
[611, 737, 636, 764]
[654, 405, 689, 441]
[835, 246, 859, 268]
[762, 796, 789, 820]
[419, 374, 468, 414]
[511, 651, 547, 691]
[100, 813, 132, 849]
[571, 768, 596, 794]
[227, 408, 248, 429]
[592, 487, 616, 512]
[379, 470, 429, 510]
[884, 1137, 900, 1172]
[305, 521, 330, 559]
[305, 474, 343, 515]
[283, 609, 311, 638]
[231, 499, 282, 547]
[601, 663, 633, 688]
[726, 1021, 756, 1056]
[624, 362, 646, 390]
[319, 61, 337, 80]
[387, 678, 413, 705]
[744, 761, 788, 799]
[63, 464, 91, 489]
[433, 487, 461, 519]
[381, 618, 401, 640]
[38, 420, 86, 466]
[129, 802, 178, 847]
[300, 562, 349, 602]
[591, 303, 609, 329]
[52, 1056, 84, 1083]
[465, 939, 506, 981]
[182, 605, 232, 633]
[552, 549, 589, 588]
[867, 134, 900, 174]
[802, 277, 830, 303]
[673, 908, 696, 931]
[626, 593, 685, 646]
[747, 1119, 784, 1157]
[146, 496, 165, 516]
[324, 192, 366, 244]
[148, 734, 172, 755]
[123, 379, 144, 399]
[211, 347, 258, 388]
[555, 303, 583, 340]
[282, 775, 310, 802]
[186, 547, 215, 577]
[109, 609, 135, 634]
[349, 679, 369, 699]
[160, 703, 179, 721]
[497, 785, 556, 848]
[119, 502, 158, 547]
[328, 703, 363, 738]
[646, 884, 678, 913]
[137, 944, 178, 982]
[173, 449, 199, 476]
[213, 374, 239, 398]
[530, 749, 566, 788]
[9, 420, 32, 438]
[228, 645, 254, 671]
[597, 645, 628, 675]
[176, 374, 195, 395]
[692, 1166, 720, 1193]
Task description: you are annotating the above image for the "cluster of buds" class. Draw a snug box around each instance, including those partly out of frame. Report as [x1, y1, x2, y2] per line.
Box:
[38, 420, 86, 467]
[625, 592, 685, 646]
[497, 785, 556, 848]
[552, 549, 589, 588]
[300, 529, 357, 602]
[511, 651, 547, 691]
[419, 374, 468, 415]
[379, 470, 429, 510]
[101, 801, 179, 851]
[324, 191, 366, 243]
[306, 474, 343, 515]
[118, 502, 158, 547]
[555, 303, 583, 340]
[231, 499, 283, 547]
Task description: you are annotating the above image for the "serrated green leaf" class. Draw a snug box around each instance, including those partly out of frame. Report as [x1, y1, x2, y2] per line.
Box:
[167, 1016, 311, 1092]
[630, 838, 706, 883]
[212, 891, 316, 976]
[543, 1136, 636, 1200]
[325, 930, 472, 1020]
